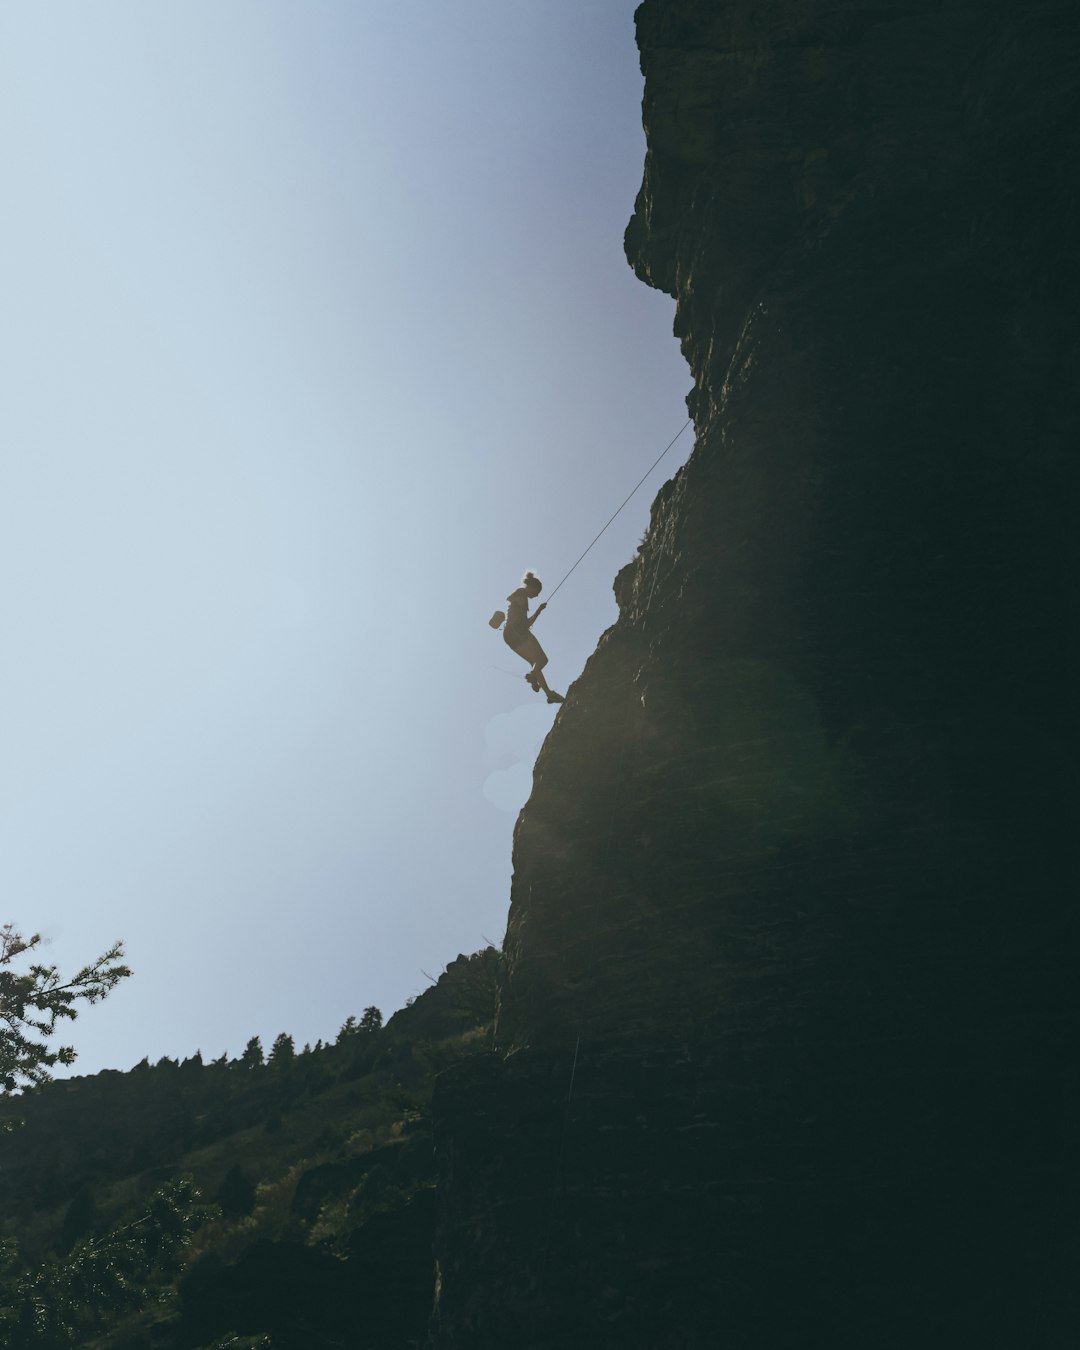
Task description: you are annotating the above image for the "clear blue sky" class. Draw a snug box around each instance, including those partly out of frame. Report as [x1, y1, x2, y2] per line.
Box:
[0, 1, 689, 1074]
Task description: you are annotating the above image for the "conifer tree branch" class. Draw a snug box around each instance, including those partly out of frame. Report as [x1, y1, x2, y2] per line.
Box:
[0, 924, 132, 1093]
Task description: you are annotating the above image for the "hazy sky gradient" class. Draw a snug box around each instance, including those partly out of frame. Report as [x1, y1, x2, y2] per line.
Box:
[0, 1, 689, 1073]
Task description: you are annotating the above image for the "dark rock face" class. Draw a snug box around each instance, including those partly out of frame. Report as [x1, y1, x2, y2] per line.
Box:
[432, 3, 1080, 1346]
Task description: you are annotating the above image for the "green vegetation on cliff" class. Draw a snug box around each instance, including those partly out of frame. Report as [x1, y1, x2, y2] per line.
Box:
[0, 949, 498, 1350]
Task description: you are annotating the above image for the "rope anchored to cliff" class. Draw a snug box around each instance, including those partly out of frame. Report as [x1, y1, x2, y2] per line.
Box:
[545, 418, 692, 605]
[489, 419, 692, 699]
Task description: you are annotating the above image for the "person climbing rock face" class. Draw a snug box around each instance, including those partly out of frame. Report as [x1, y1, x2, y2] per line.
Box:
[502, 571, 564, 703]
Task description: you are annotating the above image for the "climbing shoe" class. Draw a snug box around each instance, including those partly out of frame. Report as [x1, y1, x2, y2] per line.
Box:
[546, 691, 564, 704]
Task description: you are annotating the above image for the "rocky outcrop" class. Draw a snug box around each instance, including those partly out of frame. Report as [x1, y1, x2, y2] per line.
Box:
[432, 3, 1080, 1347]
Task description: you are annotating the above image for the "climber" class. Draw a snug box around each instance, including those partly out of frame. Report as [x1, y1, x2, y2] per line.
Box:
[498, 571, 564, 704]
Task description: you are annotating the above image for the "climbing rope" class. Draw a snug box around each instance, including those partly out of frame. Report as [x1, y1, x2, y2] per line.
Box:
[543, 419, 692, 605]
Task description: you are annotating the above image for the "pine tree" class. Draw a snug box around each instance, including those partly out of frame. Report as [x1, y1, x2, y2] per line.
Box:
[239, 1036, 264, 1070]
[1, 1177, 211, 1348]
[268, 1033, 295, 1071]
[0, 924, 130, 1093]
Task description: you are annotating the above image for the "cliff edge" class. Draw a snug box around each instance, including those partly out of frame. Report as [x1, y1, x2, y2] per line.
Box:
[432, 4, 1080, 1346]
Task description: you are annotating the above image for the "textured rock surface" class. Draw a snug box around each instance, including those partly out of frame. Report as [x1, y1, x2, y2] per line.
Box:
[432, 3, 1080, 1346]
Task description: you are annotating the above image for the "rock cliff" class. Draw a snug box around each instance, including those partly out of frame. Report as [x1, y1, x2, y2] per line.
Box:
[432, 3, 1080, 1346]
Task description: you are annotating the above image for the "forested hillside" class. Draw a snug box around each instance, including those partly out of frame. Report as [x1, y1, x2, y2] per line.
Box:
[0, 950, 497, 1350]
